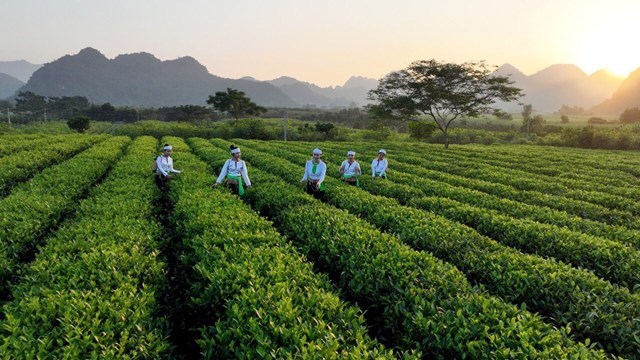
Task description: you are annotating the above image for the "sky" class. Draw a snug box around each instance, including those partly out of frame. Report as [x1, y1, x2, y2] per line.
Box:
[1, 0, 639, 87]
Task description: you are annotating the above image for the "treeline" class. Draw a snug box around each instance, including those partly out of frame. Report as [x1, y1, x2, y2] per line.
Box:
[262, 107, 399, 129]
[0, 92, 224, 124]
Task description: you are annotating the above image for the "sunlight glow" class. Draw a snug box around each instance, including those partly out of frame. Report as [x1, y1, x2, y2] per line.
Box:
[576, 13, 639, 77]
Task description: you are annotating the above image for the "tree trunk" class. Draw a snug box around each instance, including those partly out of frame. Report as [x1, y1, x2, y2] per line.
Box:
[444, 128, 449, 149]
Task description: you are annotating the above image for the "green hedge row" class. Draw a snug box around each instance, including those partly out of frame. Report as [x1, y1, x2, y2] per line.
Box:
[203, 138, 605, 358]
[408, 149, 640, 215]
[0, 134, 66, 155]
[0, 136, 171, 357]
[0, 136, 130, 299]
[234, 140, 639, 358]
[168, 137, 396, 358]
[0, 134, 107, 197]
[447, 145, 640, 192]
[395, 153, 639, 228]
[451, 143, 640, 183]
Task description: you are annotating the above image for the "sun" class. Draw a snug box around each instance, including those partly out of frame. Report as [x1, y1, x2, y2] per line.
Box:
[575, 13, 639, 77]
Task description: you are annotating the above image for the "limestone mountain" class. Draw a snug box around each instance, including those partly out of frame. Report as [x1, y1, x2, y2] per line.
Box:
[17, 48, 297, 107]
[493, 63, 623, 113]
[0, 73, 24, 99]
[267, 75, 378, 107]
[0, 60, 42, 83]
[591, 67, 640, 115]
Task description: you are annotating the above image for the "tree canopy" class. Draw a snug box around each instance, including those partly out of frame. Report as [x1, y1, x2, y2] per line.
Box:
[67, 115, 91, 133]
[367, 59, 522, 148]
[207, 88, 266, 121]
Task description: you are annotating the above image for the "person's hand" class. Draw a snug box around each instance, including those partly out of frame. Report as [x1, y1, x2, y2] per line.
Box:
[213, 182, 219, 187]
[247, 185, 253, 189]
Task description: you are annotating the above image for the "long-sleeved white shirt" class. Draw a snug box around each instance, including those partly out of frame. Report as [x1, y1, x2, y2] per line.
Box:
[302, 160, 326, 184]
[216, 159, 251, 186]
[340, 160, 361, 176]
[371, 158, 388, 176]
[156, 155, 181, 176]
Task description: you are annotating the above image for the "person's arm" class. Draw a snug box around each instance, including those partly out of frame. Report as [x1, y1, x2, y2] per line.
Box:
[317, 162, 326, 185]
[215, 160, 229, 184]
[355, 161, 362, 175]
[241, 161, 251, 187]
[157, 156, 169, 176]
[381, 159, 388, 174]
[339, 161, 345, 174]
[169, 157, 181, 173]
[301, 161, 309, 182]
[372, 160, 376, 177]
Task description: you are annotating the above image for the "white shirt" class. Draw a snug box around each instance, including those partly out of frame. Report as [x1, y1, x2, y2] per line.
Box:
[340, 160, 361, 176]
[302, 160, 326, 184]
[216, 159, 251, 186]
[371, 158, 388, 176]
[156, 155, 181, 176]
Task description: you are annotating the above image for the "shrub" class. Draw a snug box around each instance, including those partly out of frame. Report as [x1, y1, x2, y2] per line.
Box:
[66, 116, 91, 133]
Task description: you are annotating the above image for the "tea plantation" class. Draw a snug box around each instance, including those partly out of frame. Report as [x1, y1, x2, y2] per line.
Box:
[1, 134, 639, 359]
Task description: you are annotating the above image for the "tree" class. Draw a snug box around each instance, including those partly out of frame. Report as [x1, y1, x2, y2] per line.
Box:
[520, 104, 546, 135]
[85, 103, 116, 121]
[367, 59, 522, 148]
[176, 105, 212, 122]
[14, 91, 47, 113]
[560, 114, 569, 124]
[206, 88, 266, 121]
[620, 107, 640, 124]
[67, 116, 91, 133]
[48, 96, 90, 119]
[521, 104, 533, 136]
[0, 100, 11, 111]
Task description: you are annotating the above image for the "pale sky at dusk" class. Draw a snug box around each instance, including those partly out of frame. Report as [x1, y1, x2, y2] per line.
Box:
[1, 0, 638, 87]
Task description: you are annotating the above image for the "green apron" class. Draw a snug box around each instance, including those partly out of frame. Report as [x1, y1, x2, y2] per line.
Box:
[311, 162, 325, 190]
[226, 175, 244, 196]
[343, 174, 360, 187]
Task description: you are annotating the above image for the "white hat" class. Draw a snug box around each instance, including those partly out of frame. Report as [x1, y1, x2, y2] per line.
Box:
[163, 145, 173, 151]
[378, 149, 386, 155]
[347, 150, 355, 156]
[231, 147, 241, 154]
[313, 148, 322, 155]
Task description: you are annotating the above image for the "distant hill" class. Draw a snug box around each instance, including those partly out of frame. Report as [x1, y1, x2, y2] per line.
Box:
[0, 60, 42, 82]
[493, 63, 623, 113]
[267, 75, 378, 107]
[17, 48, 297, 107]
[591, 68, 640, 115]
[0, 73, 24, 99]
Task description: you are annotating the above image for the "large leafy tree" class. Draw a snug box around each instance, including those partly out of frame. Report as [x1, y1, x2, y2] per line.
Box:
[48, 96, 90, 118]
[207, 88, 266, 121]
[14, 91, 47, 113]
[367, 60, 523, 148]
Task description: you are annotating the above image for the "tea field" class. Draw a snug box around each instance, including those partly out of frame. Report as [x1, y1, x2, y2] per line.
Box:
[1, 134, 639, 359]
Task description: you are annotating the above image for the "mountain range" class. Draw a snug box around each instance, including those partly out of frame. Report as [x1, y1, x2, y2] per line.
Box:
[494, 64, 625, 114]
[1, 48, 638, 114]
